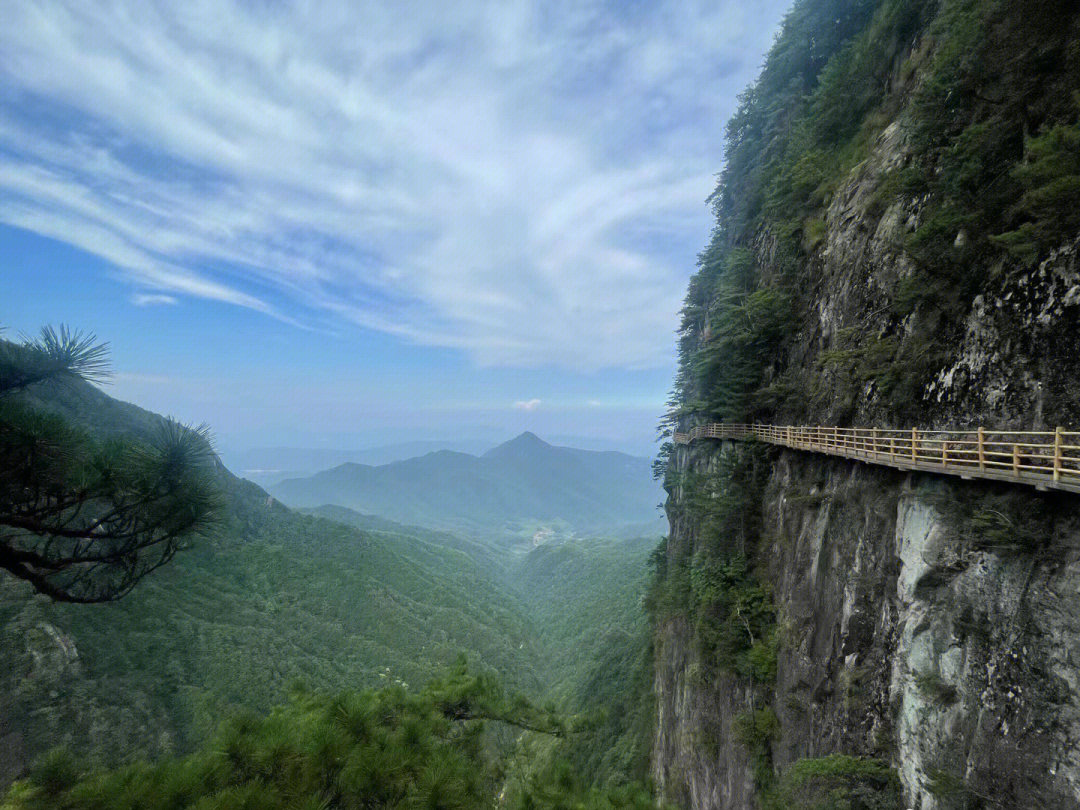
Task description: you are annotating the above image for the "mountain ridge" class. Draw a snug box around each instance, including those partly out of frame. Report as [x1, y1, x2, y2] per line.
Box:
[271, 431, 659, 537]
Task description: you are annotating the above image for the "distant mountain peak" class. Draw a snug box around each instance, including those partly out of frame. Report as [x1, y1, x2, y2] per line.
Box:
[484, 431, 551, 458]
[510, 430, 547, 445]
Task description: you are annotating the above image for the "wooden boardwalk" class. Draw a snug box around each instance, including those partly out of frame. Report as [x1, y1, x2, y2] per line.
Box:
[672, 423, 1080, 495]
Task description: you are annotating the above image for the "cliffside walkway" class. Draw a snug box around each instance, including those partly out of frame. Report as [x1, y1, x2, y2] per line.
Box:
[672, 423, 1080, 495]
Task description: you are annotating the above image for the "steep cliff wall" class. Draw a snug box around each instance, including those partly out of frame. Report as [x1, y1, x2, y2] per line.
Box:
[653, 1, 1080, 807]
[657, 440, 1080, 808]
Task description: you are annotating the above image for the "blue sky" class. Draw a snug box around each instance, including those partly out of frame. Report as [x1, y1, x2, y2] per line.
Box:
[1, 0, 790, 459]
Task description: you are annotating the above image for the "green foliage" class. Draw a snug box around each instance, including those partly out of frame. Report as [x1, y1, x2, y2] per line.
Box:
[690, 557, 777, 683]
[682, 448, 769, 547]
[762, 755, 901, 810]
[671, 0, 938, 421]
[900, 0, 1080, 313]
[694, 287, 792, 422]
[0, 503, 543, 769]
[733, 707, 780, 788]
[994, 111, 1080, 262]
[0, 326, 111, 393]
[1, 362, 663, 802]
[714, 0, 886, 238]
[649, 447, 780, 796]
[931, 488, 1055, 553]
[512, 536, 657, 789]
[815, 329, 901, 415]
[506, 760, 661, 810]
[3, 663, 662, 810]
[666, 0, 1080, 427]
[1, 664, 596, 810]
[925, 768, 986, 807]
[0, 332, 221, 602]
[914, 671, 958, 706]
[650, 446, 777, 692]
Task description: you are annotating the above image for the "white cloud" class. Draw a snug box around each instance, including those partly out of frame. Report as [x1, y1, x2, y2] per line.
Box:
[131, 293, 179, 307]
[0, 0, 789, 370]
[514, 398, 542, 411]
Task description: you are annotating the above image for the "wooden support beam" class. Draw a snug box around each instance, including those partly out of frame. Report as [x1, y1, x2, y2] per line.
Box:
[1055, 426, 1063, 483]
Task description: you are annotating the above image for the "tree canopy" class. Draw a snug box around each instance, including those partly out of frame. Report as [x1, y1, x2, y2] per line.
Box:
[0, 326, 220, 603]
[1, 661, 657, 810]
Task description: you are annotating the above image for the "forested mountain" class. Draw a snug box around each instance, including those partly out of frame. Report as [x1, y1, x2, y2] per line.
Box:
[271, 431, 661, 538]
[0, 362, 661, 806]
[15, 0, 1080, 807]
[0, 369, 541, 784]
[230, 440, 494, 487]
[514, 535, 656, 787]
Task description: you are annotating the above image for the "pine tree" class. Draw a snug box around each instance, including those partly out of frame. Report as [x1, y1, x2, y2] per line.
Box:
[0, 326, 220, 603]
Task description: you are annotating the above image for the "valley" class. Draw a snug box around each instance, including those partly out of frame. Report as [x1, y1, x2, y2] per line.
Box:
[0, 370, 661, 798]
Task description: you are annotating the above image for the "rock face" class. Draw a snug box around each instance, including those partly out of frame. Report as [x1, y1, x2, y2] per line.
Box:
[0, 582, 176, 785]
[653, 35, 1080, 810]
[657, 441, 1080, 808]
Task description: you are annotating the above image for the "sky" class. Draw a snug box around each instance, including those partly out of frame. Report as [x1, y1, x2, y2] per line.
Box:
[0, 0, 790, 460]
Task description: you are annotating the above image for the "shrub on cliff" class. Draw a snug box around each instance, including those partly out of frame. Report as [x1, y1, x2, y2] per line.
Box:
[762, 754, 901, 810]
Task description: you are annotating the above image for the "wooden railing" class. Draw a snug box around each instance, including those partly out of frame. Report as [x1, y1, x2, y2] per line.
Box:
[672, 424, 1080, 494]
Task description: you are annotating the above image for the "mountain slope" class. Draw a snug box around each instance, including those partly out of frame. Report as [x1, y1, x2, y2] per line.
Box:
[0, 375, 538, 783]
[229, 440, 494, 486]
[515, 535, 657, 787]
[270, 431, 660, 536]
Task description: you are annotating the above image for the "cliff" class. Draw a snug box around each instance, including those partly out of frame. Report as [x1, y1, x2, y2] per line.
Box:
[654, 1, 1080, 807]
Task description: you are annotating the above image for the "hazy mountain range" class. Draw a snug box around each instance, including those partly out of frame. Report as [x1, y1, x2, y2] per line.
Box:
[270, 431, 662, 537]
[228, 435, 654, 486]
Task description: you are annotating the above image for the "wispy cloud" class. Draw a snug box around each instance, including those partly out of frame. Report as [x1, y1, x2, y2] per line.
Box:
[0, 0, 787, 369]
[131, 292, 179, 307]
[514, 398, 542, 411]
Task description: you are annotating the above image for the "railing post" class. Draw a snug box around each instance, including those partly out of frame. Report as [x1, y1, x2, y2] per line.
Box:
[1013, 444, 1021, 477]
[872, 427, 879, 457]
[911, 428, 918, 464]
[977, 427, 985, 470]
[942, 440, 948, 469]
[1055, 426, 1063, 482]
[890, 436, 895, 459]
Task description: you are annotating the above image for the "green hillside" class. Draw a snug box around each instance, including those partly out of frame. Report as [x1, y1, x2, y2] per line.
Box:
[511, 535, 658, 789]
[0, 372, 539, 779]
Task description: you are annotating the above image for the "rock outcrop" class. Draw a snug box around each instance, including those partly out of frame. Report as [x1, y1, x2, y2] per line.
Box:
[654, 7, 1080, 805]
